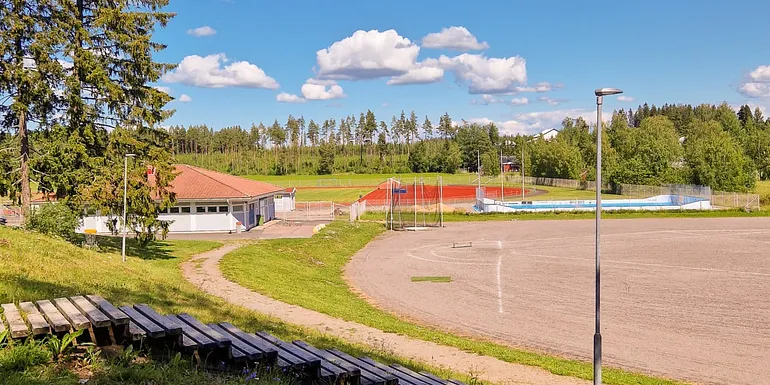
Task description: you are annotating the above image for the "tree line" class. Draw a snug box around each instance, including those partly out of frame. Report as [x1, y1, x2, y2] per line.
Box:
[0, 0, 175, 242]
[175, 103, 769, 192]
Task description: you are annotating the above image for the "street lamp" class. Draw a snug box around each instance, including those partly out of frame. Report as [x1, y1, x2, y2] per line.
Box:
[593, 87, 622, 385]
[122, 153, 136, 263]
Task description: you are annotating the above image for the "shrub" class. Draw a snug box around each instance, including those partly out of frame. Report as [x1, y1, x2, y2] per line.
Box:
[26, 204, 81, 242]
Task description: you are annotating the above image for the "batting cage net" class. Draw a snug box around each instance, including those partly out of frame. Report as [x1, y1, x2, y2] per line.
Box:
[385, 177, 444, 231]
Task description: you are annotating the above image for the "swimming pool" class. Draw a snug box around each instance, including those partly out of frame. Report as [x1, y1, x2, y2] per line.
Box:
[476, 194, 711, 213]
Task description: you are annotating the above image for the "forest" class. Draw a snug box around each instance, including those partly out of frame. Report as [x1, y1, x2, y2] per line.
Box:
[173, 103, 770, 192]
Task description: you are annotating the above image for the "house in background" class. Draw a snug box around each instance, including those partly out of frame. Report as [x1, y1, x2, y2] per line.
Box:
[274, 188, 296, 212]
[79, 164, 283, 233]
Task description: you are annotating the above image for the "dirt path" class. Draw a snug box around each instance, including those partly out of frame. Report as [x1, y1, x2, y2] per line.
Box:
[182, 243, 588, 385]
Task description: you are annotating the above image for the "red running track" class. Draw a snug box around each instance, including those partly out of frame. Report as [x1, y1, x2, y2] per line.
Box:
[360, 184, 528, 204]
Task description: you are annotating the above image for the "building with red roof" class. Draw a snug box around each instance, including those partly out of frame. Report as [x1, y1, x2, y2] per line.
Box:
[80, 164, 284, 233]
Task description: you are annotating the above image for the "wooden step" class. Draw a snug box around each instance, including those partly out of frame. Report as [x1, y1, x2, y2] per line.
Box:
[36, 300, 71, 333]
[1, 303, 29, 339]
[18, 302, 50, 336]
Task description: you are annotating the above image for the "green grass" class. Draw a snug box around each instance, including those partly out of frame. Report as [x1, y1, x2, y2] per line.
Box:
[293, 187, 375, 203]
[0, 228, 476, 384]
[410, 276, 452, 283]
[221, 221, 690, 385]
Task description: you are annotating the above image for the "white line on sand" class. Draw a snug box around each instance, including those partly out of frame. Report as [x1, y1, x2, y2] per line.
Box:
[497, 240, 504, 314]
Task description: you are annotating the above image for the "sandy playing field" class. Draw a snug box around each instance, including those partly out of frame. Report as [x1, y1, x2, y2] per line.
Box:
[346, 218, 770, 385]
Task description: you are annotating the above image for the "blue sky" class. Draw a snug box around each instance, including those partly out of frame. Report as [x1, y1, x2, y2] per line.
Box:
[154, 0, 770, 135]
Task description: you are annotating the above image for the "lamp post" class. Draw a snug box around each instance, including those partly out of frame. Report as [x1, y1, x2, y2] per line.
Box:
[122, 153, 136, 263]
[593, 87, 622, 385]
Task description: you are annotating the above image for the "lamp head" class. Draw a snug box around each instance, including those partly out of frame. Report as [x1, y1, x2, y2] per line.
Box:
[595, 88, 623, 96]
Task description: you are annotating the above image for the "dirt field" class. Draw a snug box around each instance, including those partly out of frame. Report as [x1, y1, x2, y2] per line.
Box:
[346, 218, 770, 385]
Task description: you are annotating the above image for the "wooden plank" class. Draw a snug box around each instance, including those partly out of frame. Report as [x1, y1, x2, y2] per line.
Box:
[69, 296, 110, 328]
[389, 364, 446, 385]
[447, 380, 467, 385]
[360, 358, 423, 385]
[119, 306, 164, 338]
[207, 323, 261, 361]
[175, 313, 230, 348]
[167, 315, 216, 350]
[216, 322, 278, 362]
[36, 300, 71, 332]
[180, 334, 198, 352]
[255, 331, 321, 368]
[291, 341, 350, 381]
[326, 349, 397, 385]
[133, 304, 182, 335]
[85, 295, 129, 325]
[1, 303, 29, 339]
[293, 340, 361, 384]
[53, 298, 90, 330]
[419, 372, 449, 385]
[18, 302, 50, 335]
[128, 321, 146, 341]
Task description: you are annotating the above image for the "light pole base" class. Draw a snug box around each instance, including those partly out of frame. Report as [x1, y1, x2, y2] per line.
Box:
[593, 332, 602, 385]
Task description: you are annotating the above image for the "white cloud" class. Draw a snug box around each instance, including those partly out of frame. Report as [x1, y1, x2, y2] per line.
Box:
[276, 79, 345, 103]
[153, 86, 172, 94]
[512, 108, 613, 132]
[301, 78, 346, 100]
[438, 53, 527, 94]
[511, 97, 529, 105]
[276, 92, 306, 103]
[538, 96, 562, 106]
[513, 82, 552, 93]
[617, 95, 635, 102]
[466, 118, 528, 135]
[178, 94, 192, 103]
[316, 29, 419, 80]
[387, 61, 444, 85]
[421, 26, 489, 51]
[738, 82, 770, 98]
[162, 53, 279, 89]
[749, 65, 770, 82]
[187, 26, 217, 37]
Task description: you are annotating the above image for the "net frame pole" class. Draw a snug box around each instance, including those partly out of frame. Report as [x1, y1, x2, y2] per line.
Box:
[413, 177, 417, 228]
[439, 176, 444, 227]
[421, 178, 426, 227]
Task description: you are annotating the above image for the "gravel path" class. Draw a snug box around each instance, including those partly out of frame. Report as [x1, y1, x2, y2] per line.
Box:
[346, 218, 770, 385]
[182, 243, 589, 385]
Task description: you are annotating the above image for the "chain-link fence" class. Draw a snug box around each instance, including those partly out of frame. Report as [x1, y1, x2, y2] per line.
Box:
[710, 191, 761, 210]
[275, 201, 334, 221]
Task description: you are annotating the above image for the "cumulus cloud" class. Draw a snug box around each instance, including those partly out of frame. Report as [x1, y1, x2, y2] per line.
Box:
[387, 62, 444, 85]
[162, 54, 279, 89]
[511, 109, 613, 132]
[421, 26, 489, 51]
[749, 66, 770, 82]
[438, 53, 527, 94]
[316, 29, 419, 80]
[465, 118, 528, 135]
[617, 95, 635, 102]
[178, 94, 192, 103]
[276, 92, 306, 103]
[187, 26, 216, 37]
[739, 82, 770, 98]
[513, 82, 552, 93]
[511, 97, 529, 105]
[277, 79, 346, 103]
[301, 78, 346, 100]
[538, 96, 563, 106]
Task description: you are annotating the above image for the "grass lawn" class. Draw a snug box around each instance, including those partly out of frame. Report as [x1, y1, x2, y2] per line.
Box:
[0, 228, 469, 384]
[293, 187, 374, 203]
[221, 221, 689, 385]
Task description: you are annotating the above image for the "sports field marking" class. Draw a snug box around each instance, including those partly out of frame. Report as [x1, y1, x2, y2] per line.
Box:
[496, 240, 504, 314]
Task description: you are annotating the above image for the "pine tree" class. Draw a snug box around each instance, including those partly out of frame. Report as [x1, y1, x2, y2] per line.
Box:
[422, 116, 433, 139]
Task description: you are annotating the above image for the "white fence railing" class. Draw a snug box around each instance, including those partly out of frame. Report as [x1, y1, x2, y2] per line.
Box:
[349, 200, 367, 222]
[275, 201, 335, 221]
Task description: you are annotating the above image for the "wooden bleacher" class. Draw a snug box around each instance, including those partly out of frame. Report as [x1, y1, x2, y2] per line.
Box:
[1, 295, 466, 385]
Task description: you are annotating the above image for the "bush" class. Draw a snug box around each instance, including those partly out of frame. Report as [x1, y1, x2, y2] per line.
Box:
[26, 204, 81, 242]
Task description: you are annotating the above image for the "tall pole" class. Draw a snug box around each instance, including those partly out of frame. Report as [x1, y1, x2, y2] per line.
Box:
[500, 148, 504, 202]
[477, 150, 481, 191]
[594, 95, 603, 385]
[521, 144, 525, 201]
[439, 176, 443, 227]
[121, 155, 128, 263]
[414, 177, 417, 228]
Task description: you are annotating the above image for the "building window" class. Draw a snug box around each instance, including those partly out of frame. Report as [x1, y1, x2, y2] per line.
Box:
[182, 207, 191, 213]
[232, 205, 243, 212]
[196, 206, 205, 213]
[169, 207, 180, 214]
[218, 206, 229, 213]
[207, 206, 217, 213]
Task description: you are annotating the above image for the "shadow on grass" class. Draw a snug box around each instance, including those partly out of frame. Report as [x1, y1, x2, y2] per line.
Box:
[71, 234, 176, 260]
